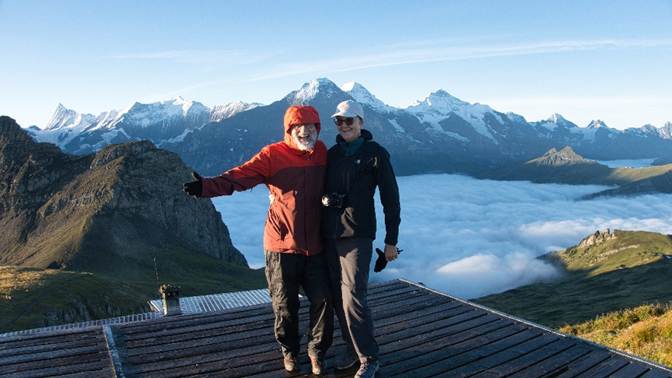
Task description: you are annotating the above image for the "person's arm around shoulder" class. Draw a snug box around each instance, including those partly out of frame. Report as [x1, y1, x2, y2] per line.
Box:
[200, 146, 273, 198]
[374, 144, 401, 261]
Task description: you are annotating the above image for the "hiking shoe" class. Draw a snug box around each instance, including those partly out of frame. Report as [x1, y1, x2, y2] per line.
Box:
[334, 351, 359, 370]
[309, 355, 325, 375]
[283, 355, 298, 372]
[354, 359, 379, 378]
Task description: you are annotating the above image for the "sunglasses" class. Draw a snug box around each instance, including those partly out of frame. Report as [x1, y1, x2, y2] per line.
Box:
[333, 117, 356, 126]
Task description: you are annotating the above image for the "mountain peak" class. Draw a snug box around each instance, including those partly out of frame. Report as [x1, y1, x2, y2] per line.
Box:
[340, 81, 392, 112]
[45, 103, 79, 130]
[430, 89, 456, 97]
[340, 81, 361, 92]
[548, 113, 567, 123]
[528, 146, 593, 167]
[414, 90, 469, 109]
[44, 103, 99, 132]
[287, 78, 341, 104]
[587, 119, 608, 129]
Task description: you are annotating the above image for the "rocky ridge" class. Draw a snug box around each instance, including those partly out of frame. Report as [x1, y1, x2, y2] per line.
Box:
[0, 115, 246, 270]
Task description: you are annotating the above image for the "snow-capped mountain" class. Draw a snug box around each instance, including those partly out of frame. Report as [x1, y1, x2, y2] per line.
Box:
[285, 78, 343, 105]
[341, 81, 395, 113]
[29, 97, 257, 155]
[535, 113, 577, 131]
[21, 77, 672, 175]
[659, 122, 672, 139]
[587, 119, 608, 129]
[406, 90, 505, 143]
[210, 102, 260, 122]
[34, 104, 99, 147]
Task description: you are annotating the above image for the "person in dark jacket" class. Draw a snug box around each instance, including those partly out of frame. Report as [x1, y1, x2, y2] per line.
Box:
[322, 100, 401, 378]
[183, 105, 332, 375]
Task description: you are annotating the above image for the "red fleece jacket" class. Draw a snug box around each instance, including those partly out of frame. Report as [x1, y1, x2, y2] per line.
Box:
[200, 106, 326, 255]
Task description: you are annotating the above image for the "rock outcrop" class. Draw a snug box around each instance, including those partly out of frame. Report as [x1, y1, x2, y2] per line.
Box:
[0, 116, 246, 271]
[577, 228, 617, 248]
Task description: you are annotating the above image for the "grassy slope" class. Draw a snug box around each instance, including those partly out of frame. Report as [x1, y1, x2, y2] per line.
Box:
[560, 304, 672, 367]
[476, 231, 672, 328]
[0, 244, 266, 333]
[608, 164, 672, 183]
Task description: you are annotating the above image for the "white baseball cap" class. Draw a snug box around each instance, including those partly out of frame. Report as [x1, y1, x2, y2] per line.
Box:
[331, 100, 364, 120]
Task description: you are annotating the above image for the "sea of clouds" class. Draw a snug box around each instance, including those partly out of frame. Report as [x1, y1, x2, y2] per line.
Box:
[212, 171, 672, 299]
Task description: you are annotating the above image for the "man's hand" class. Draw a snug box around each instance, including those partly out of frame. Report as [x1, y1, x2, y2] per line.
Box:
[384, 244, 398, 262]
[183, 171, 203, 197]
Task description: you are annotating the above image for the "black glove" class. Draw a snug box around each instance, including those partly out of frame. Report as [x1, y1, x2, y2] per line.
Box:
[183, 171, 203, 197]
[374, 247, 402, 272]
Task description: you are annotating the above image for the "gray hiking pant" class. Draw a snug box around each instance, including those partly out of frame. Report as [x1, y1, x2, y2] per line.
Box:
[264, 251, 333, 359]
[326, 238, 379, 362]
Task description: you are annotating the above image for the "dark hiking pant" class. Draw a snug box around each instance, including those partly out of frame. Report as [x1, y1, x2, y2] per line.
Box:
[264, 251, 333, 359]
[326, 238, 379, 362]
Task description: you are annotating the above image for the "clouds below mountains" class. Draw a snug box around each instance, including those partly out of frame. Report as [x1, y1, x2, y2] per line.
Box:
[213, 173, 672, 299]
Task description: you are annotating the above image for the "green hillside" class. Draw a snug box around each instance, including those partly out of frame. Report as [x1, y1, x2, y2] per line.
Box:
[476, 230, 672, 328]
[0, 243, 265, 332]
[560, 304, 672, 367]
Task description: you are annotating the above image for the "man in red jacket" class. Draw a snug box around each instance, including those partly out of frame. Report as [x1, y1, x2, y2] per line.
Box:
[183, 105, 332, 375]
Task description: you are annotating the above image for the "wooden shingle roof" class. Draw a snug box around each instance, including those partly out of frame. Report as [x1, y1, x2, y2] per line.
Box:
[1, 279, 670, 377]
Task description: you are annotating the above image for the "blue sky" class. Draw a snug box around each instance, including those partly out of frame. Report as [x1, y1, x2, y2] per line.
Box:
[1, 0, 671, 129]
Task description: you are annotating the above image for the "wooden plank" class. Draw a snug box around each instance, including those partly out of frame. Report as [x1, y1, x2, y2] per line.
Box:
[0, 336, 105, 359]
[472, 338, 578, 377]
[506, 343, 592, 377]
[610, 362, 657, 378]
[368, 305, 473, 339]
[55, 367, 117, 378]
[0, 345, 104, 369]
[575, 355, 631, 378]
[640, 368, 672, 378]
[378, 314, 504, 356]
[389, 329, 542, 377]
[431, 333, 559, 377]
[555, 349, 612, 378]
[372, 300, 465, 328]
[0, 329, 102, 351]
[1, 359, 114, 378]
[0, 351, 112, 376]
[381, 323, 527, 376]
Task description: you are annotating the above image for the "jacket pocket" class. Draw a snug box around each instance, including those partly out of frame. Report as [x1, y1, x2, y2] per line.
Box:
[267, 209, 288, 241]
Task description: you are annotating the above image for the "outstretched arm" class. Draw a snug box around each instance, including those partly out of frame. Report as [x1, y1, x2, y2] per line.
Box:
[201, 147, 272, 198]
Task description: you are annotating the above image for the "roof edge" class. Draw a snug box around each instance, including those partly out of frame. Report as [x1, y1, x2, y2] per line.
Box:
[399, 278, 672, 372]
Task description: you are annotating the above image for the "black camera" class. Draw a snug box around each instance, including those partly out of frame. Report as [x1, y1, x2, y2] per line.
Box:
[321, 192, 346, 208]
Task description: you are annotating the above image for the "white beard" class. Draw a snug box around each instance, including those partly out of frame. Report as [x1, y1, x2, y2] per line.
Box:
[292, 133, 316, 151]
